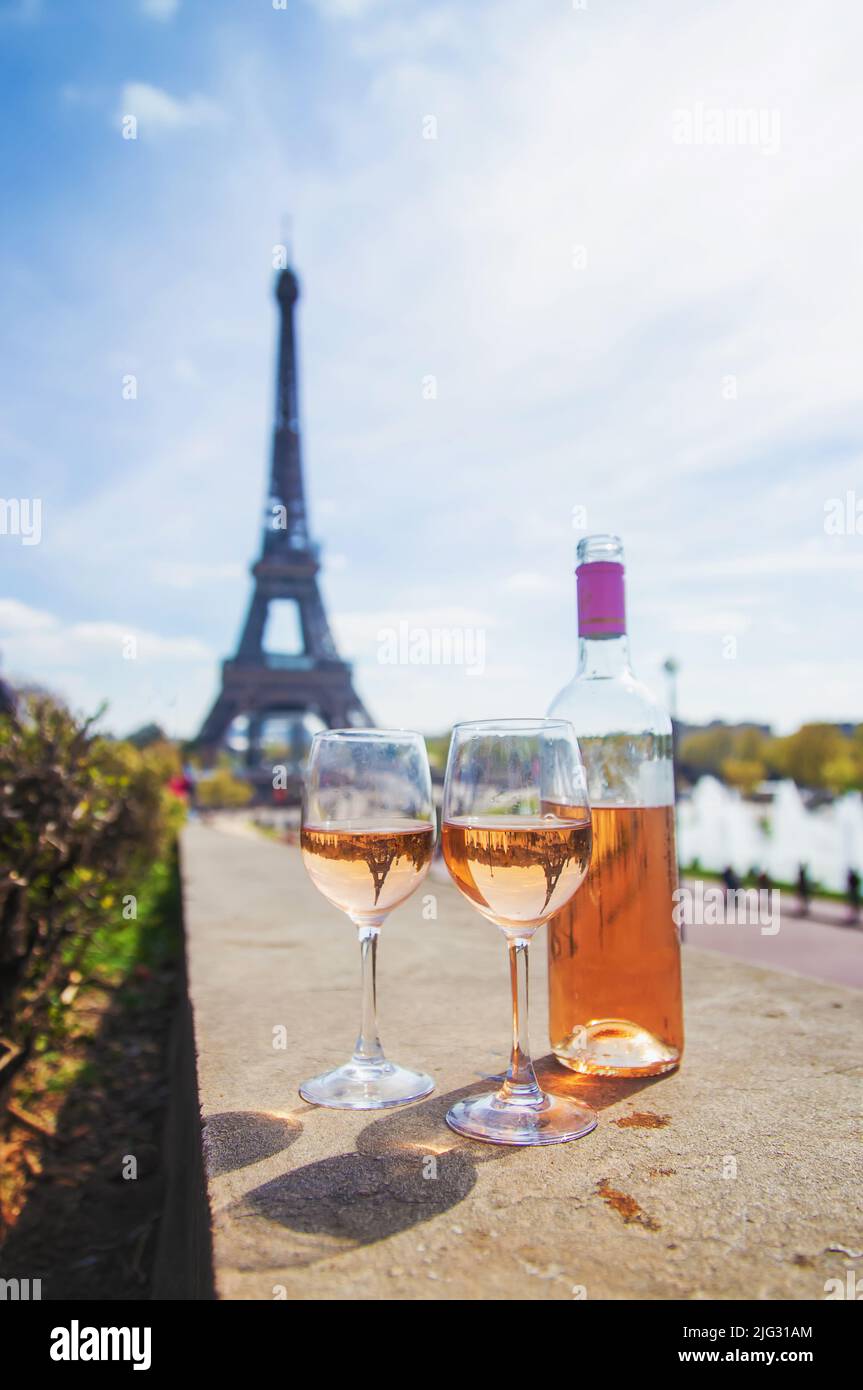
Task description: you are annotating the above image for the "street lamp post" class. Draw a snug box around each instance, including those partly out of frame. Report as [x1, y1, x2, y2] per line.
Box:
[662, 658, 683, 933]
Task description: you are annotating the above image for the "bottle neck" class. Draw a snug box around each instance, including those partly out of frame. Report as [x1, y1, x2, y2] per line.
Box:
[577, 633, 632, 679]
[575, 557, 631, 678]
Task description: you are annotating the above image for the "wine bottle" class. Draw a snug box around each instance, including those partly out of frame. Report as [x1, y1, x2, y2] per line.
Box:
[547, 534, 684, 1075]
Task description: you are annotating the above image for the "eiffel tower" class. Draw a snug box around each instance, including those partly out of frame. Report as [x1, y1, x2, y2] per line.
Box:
[197, 264, 371, 764]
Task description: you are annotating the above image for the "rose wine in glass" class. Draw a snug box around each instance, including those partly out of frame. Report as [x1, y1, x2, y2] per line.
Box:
[298, 730, 436, 1109]
[301, 823, 434, 921]
[441, 719, 597, 1146]
[547, 534, 684, 1076]
[441, 818, 592, 928]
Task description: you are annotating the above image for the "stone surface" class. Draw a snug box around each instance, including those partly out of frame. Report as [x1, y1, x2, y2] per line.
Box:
[181, 821, 863, 1301]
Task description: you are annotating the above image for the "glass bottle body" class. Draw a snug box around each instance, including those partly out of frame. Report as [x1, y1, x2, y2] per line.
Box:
[547, 539, 684, 1077]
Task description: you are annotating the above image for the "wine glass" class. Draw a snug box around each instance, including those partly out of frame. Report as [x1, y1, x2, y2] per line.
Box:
[441, 718, 596, 1145]
[299, 729, 436, 1109]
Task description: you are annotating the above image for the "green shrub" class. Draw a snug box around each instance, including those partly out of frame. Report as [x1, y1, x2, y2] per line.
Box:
[0, 695, 183, 1051]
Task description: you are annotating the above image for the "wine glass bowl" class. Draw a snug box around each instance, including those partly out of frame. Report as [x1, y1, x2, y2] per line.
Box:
[441, 816, 591, 933]
[301, 821, 434, 925]
[298, 729, 436, 1110]
[441, 719, 597, 1145]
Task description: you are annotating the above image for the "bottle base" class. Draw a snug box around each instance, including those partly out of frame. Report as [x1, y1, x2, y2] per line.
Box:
[552, 1018, 681, 1078]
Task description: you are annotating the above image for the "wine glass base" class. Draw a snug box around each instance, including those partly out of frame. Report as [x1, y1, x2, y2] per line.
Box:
[299, 1060, 434, 1110]
[446, 1089, 597, 1146]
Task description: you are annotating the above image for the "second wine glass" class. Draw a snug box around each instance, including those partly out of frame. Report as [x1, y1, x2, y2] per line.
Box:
[441, 718, 596, 1145]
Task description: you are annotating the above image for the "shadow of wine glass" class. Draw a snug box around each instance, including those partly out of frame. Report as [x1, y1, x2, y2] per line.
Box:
[353, 1080, 517, 1165]
[224, 1059, 667, 1271]
[228, 1080, 517, 1268]
[203, 1110, 303, 1177]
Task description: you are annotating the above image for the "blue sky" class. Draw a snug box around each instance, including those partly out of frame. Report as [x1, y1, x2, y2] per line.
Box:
[1, 0, 861, 737]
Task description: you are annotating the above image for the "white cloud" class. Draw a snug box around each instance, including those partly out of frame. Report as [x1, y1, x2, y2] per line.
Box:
[69, 623, 211, 661]
[306, 0, 387, 20]
[1, 604, 215, 735]
[680, 659, 863, 735]
[3, 613, 210, 663]
[118, 82, 222, 133]
[502, 571, 566, 597]
[332, 604, 495, 657]
[172, 357, 204, 386]
[689, 547, 863, 580]
[140, 0, 179, 19]
[152, 561, 245, 590]
[670, 609, 754, 637]
[0, 598, 55, 633]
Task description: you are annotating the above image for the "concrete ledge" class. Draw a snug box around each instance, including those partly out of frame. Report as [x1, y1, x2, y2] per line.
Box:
[179, 822, 862, 1300]
[152, 899, 215, 1300]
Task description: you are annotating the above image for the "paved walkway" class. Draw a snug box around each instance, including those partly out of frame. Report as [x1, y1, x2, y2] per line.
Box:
[679, 879, 863, 988]
[181, 822, 862, 1301]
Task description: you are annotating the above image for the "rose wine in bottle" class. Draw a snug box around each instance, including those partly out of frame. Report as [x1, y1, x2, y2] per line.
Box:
[547, 534, 684, 1075]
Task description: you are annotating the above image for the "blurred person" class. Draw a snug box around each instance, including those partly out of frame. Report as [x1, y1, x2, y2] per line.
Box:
[796, 864, 811, 917]
[847, 867, 861, 925]
[167, 769, 194, 804]
[721, 865, 740, 905]
[182, 763, 198, 819]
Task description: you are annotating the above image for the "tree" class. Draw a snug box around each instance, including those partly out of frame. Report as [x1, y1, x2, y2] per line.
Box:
[126, 722, 168, 749]
[720, 757, 766, 795]
[680, 725, 768, 779]
[195, 767, 253, 809]
[679, 727, 737, 775]
[822, 752, 863, 794]
[768, 724, 854, 789]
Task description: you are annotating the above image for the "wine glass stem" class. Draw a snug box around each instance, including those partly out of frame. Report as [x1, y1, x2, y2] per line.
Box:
[352, 922, 386, 1066]
[501, 937, 543, 1106]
